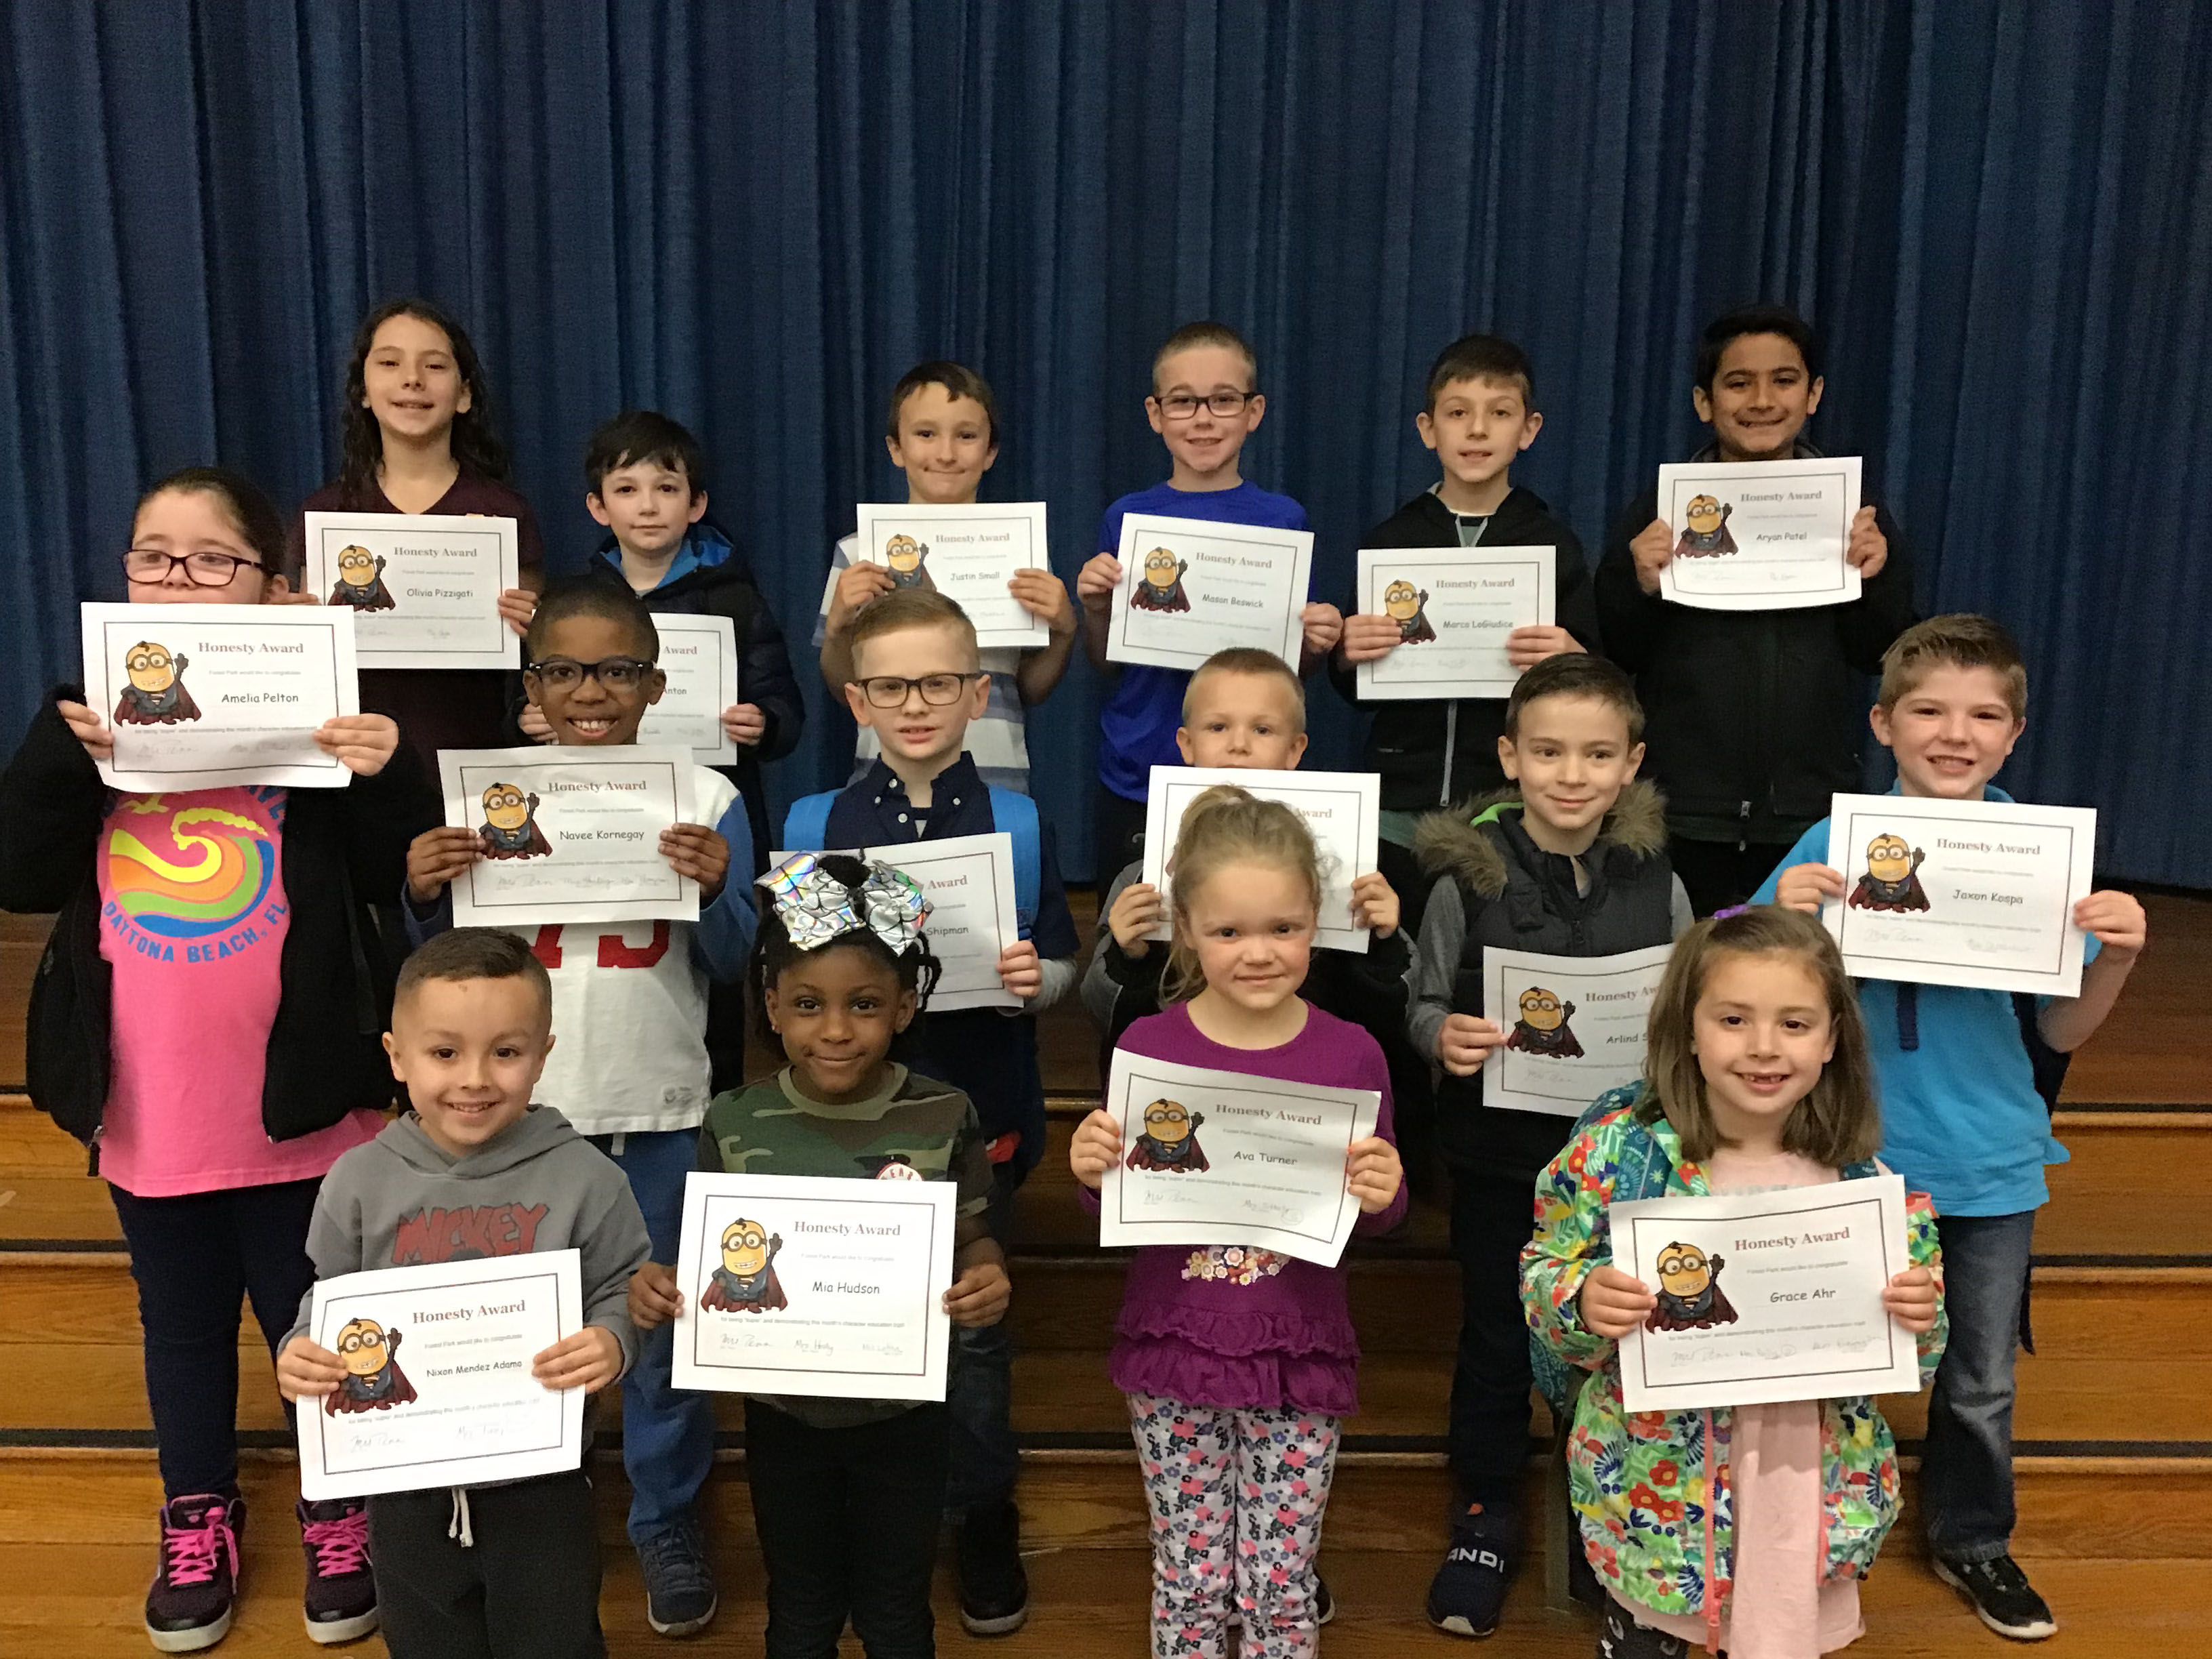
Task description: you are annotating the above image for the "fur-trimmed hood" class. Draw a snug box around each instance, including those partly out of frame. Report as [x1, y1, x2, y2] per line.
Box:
[1413, 779, 1668, 899]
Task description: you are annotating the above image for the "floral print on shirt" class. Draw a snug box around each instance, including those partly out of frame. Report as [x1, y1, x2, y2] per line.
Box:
[1180, 1244, 1290, 1285]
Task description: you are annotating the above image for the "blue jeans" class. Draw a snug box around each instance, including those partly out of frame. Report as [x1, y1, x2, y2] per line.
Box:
[592, 1128, 719, 1545]
[1921, 1208, 2036, 1563]
[944, 1161, 1023, 1511]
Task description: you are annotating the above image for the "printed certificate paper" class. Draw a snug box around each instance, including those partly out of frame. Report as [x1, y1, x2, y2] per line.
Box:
[297, 1250, 585, 1500]
[1097, 1051, 1380, 1268]
[302, 510, 522, 670]
[81, 602, 359, 791]
[1141, 766, 1382, 954]
[439, 746, 699, 926]
[1107, 514, 1313, 672]
[854, 502, 1051, 649]
[1822, 793, 2097, 997]
[638, 613, 739, 765]
[1353, 546, 1557, 700]
[1656, 456, 1862, 611]
[1481, 943, 1674, 1117]
[1615, 1176, 1919, 1412]
[673, 1172, 956, 1401]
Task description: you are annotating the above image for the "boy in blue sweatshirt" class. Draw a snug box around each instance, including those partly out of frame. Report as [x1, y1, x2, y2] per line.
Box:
[1758, 615, 2145, 1643]
[1074, 321, 1343, 876]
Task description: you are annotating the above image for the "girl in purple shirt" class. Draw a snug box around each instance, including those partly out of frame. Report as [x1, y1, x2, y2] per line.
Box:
[1071, 785, 1406, 1659]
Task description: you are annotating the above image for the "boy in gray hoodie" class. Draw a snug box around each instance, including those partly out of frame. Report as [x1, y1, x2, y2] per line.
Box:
[279, 928, 650, 1658]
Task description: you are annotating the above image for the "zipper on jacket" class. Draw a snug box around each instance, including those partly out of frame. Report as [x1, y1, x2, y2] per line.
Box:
[1736, 799, 1750, 854]
[1441, 702, 1459, 806]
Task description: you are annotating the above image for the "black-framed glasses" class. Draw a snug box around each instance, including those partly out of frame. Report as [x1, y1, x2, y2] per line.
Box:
[857, 672, 985, 708]
[1153, 390, 1257, 420]
[123, 548, 266, 586]
[525, 655, 655, 691]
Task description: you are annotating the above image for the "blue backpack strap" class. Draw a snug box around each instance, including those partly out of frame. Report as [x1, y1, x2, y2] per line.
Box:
[781, 790, 837, 853]
[986, 785, 1042, 937]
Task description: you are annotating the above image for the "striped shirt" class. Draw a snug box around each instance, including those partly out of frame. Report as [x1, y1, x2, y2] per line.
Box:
[816, 533, 1032, 792]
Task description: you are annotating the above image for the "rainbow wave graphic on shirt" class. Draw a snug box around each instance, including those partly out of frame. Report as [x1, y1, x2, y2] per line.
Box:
[106, 805, 276, 940]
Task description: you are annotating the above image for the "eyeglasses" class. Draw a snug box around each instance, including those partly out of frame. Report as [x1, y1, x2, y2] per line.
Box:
[123, 548, 266, 586]
[336, 1331, 387, 1354]
[1153, 390, 1257, 420]
[526, 655, 654, 691]
[857, 672, 985, 708]
[125, 649, 178, 673]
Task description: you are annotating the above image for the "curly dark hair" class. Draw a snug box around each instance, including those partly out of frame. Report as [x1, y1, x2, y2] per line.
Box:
[335, 298, 510, 505]
[749, 854, 942, 1045]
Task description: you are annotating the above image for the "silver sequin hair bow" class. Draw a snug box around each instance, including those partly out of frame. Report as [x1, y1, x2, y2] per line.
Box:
[758, 851, 930, 954]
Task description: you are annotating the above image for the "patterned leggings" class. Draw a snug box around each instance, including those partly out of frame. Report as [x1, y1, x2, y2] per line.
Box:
[1126, 1393, 1343, 1659]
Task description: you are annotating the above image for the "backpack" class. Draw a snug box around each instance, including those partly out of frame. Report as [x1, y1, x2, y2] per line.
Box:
[779, 785, 1042, 938]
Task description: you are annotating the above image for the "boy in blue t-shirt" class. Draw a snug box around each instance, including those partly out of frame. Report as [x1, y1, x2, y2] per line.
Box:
[1074, 321, 1343, 876]
[1758, 615, 2145, 1643]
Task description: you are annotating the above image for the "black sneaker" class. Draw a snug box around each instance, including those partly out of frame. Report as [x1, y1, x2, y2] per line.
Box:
[297, 1496, 378, 1645]
[636, 1515, 718, 1637]
[146, 1492, 243, 1653]
[1933, 1554, 2057, 1640]
[957, 1498, 1029, 1635]
[1426, 1499, 1515, 1638]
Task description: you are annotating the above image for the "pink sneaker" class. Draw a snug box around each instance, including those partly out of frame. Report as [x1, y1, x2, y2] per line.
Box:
[298, 1496, 379, 1645]
[146, 1492, 243, 1652]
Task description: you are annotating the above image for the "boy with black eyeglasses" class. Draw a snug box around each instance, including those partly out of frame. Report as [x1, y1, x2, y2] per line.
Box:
[780, 587, 1080, 1635]
[402, 577, 755, 1641]
[1075, 321, 1343, 876]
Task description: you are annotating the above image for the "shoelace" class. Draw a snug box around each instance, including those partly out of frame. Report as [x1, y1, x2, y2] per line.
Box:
[162, 1502, 235, 1588]
[302, 1507, 369, 1576]
[638, 1524, 712, 1595]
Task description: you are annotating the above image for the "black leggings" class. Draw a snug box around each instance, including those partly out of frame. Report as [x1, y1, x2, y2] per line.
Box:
[107, 1177, 321, 1498]
[745, 1400, 949, 1659]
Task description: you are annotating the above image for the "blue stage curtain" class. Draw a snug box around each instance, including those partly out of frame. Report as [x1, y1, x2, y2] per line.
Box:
[3, 1, 2205, 884]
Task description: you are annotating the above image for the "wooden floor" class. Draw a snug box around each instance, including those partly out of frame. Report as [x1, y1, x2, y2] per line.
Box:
[1, 890, 2207, 1656]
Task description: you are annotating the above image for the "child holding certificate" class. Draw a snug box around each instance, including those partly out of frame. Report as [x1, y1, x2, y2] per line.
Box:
[818, 361, 1077, 794]
[1076, 321, 1343, 875]
[1069, 785, 1406, 1658]
[1523, 908, 1944, 1659]
[1756, 615, 2146, 1641]
[1404, 653, 1690, 1635]
[403, 577, 754, 1637]
[278, 930, 651, 1659]
[290, 298, 545, 767]
[1593, 304, 1914, 914]
[0, 467, 436, 1653]
[784, 586, 1081, 1631]
[628, 853, 1010, 1659]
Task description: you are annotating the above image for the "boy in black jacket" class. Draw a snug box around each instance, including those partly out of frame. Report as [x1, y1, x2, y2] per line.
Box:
[1405, 654, 1690, 1638]
[528, 409, 804, 877]
[1332, 335, 1597, 941]
[1594, 303, 1914, 914]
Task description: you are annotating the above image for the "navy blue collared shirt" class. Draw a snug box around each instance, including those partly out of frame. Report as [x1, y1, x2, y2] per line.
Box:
[820, 754, 1079, 1173]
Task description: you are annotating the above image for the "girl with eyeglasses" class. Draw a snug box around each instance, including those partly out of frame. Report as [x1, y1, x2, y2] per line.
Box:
[0, 468, 440, 1650]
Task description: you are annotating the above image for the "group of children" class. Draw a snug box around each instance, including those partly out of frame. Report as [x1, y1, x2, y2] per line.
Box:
[0, 293, 2147, 1659]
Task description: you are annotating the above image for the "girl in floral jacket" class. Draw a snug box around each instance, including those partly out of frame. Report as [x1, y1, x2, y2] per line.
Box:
[1522, 908, 1946, 1658]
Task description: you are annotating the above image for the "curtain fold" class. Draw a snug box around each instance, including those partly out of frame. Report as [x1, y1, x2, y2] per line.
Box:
[2, 0, 2205, 884]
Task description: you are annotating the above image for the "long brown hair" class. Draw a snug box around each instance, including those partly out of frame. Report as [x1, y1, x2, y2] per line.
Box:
[1159, 785, 1322, 1003]
[336, 298, 509, 506]
[1640, 907, 1881, 1166]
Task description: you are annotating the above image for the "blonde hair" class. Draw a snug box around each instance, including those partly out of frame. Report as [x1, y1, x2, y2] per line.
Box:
[1181, 647, 1307, 732]
[1639, 907, 1881, 1166]
[1877, 613, 2027, 720]
[1160, 785, 1322, 1002]
[846, 588, 981, 673]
